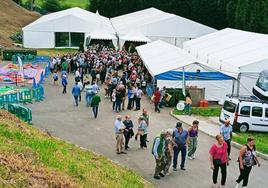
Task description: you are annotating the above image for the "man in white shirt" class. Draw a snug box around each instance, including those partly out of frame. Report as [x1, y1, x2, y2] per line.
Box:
[114, 115, 126, 154]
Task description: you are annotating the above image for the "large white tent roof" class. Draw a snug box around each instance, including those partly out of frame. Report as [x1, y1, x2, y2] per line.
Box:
[183, 28, 268, 75]
[111, 8, 216, 38]
[23, 7, 115, 33]
[136, 40, 213, 77]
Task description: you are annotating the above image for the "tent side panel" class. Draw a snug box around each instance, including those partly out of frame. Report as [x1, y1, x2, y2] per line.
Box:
[237, 60, 268, 96]
[157, 79, 233, 101]
[23, 31, 54, 48]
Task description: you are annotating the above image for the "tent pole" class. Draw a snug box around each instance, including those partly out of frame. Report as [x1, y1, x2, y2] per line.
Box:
[236, 73, 241, 97]
[231, 79, 235, 96]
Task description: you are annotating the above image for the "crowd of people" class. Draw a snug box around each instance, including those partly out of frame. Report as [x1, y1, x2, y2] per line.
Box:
[49, 45, 261, 188]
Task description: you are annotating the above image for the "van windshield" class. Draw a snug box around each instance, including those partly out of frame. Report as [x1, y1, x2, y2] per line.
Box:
[223, 101, 237, 113]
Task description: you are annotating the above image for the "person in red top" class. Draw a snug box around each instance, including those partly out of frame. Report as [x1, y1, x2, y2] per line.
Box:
[209, 134, 229, 188]
[153, 87, 161, 113]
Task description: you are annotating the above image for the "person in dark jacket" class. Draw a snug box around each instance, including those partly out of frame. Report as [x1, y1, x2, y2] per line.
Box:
[123, 115, 134, 150]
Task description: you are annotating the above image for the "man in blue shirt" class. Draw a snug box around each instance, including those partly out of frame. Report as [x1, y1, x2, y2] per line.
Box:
[172, 122, 188, 171]
[220, 119, 232, 159]
[72, 82, 81, 106]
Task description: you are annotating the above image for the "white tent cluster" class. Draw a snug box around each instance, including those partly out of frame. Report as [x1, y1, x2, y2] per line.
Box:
[23, 7, 216, 49]
[136, 29, 268, 101]
[183, 28, 268, 97]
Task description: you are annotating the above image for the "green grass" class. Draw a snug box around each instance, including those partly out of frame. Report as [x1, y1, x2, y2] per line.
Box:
[22, 0, 89, 10]
[0, 110, 153, 188]
[37, 48, 78, 56]
[173, 106, 221, 117]
[233, 132, 268, 155]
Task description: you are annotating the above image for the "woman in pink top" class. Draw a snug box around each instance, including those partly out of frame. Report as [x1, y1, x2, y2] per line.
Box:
[209, 134, 229, 188]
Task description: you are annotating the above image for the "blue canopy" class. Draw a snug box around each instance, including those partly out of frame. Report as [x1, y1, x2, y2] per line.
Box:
[155, 71, 234, 81]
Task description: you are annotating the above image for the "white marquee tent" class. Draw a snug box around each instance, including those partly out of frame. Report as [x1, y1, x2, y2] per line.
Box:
[136, 40, 234, 101]
[183, 28, 268, 96]
[23, 7, 116, 48]
[111, 8, 217, 47]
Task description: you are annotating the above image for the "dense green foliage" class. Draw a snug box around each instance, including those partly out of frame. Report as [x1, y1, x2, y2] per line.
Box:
[90, 0, 268, 33]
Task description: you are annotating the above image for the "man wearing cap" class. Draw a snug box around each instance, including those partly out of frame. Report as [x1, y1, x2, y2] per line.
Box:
[114, 115, 126, 154]
[172, 122, 188, 171]
[220, 119, 232, 160]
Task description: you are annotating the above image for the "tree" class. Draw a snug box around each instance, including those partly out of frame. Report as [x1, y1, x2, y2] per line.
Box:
[42, 0, 61, 12]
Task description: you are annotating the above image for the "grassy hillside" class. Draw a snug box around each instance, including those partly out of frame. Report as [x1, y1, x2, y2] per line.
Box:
[0, 0, 40, 48]
[22, 0, 89, 9]
[0, 110, 152, 188]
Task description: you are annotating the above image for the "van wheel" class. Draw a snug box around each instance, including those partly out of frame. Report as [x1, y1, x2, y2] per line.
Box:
[239, 124, 249, 133]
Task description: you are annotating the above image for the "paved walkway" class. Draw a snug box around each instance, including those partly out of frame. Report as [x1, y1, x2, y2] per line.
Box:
[28, 75, 268, 188]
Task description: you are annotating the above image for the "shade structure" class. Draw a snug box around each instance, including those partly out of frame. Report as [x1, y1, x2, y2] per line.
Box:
[136, 40, 235, 101]
[183, 28, 268, 96]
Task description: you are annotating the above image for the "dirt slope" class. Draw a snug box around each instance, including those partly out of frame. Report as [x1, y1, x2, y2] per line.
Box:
[0, 0, 40, 48]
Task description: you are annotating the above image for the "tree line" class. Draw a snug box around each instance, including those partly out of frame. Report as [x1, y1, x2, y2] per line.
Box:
[90, 0, 268, 34]
[13, 0, 268, 34]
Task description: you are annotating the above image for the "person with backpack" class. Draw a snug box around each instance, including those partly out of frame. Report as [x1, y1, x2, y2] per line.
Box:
[235, 137, 260, 188]
[152, 131, 166, 179]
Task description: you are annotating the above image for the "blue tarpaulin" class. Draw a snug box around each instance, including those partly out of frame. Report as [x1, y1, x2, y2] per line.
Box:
[155, 71, 234, 81]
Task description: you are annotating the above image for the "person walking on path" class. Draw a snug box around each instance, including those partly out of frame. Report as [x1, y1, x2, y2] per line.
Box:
[183, 93, 192, 115]
[135, 87, 143, 110]
[77, 79, 83, 102]
[85, 84, 94, 107]
[188, 120, 199, 160]
[91, 93, 101, 118]
[152, 131, 166, 180]
[123, 115, 134, 150]
[153, 87, 161, 113]
[235, 137, 260, 188]
[72, 82, 81, 106]
[163, 129, 175, 176]
[127, 86, 135, 110]
[209, 134, 229, 188]
[220, 119, 232, 160]
[138, 116, 148, 149]
[172, 122, 188, 171]
[114, 115, 126, 154]
[61, 74, 68, 94]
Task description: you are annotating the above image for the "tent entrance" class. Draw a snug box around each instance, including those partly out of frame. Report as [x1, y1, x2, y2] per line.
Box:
[55, 32, 85, 47]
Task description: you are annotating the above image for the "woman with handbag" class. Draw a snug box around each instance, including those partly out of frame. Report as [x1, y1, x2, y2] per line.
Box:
[235, 137, 260, 188]
[209, 134, 229, 188]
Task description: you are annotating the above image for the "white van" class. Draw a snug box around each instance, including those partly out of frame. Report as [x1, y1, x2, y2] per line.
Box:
[219, 96, 268, 133]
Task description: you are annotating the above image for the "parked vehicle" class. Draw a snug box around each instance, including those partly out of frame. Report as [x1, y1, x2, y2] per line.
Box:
[219, 95, 268, 133]
[253, 70, 268, 101]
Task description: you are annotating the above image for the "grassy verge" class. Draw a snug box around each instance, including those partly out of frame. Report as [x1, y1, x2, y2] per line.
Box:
[233, 132, 268, 155]
[173, 106, 221, 117]
[0, 110, 153, 188]
[37, 48, 78, 56]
